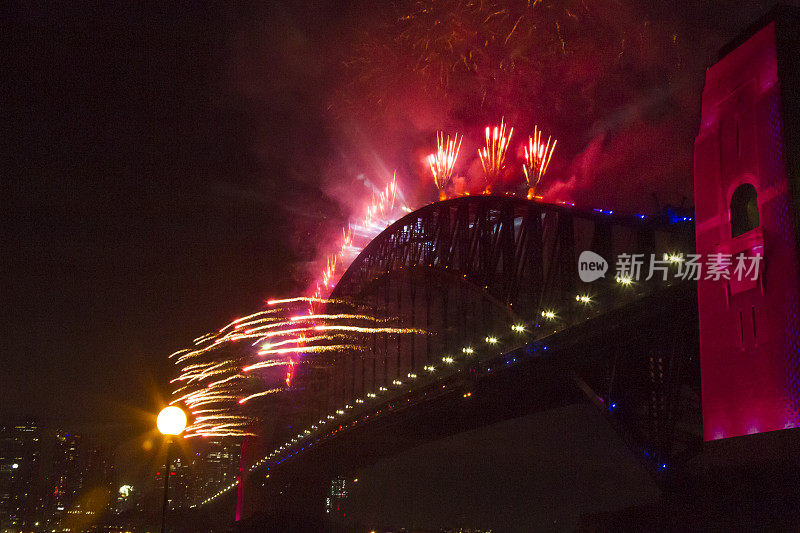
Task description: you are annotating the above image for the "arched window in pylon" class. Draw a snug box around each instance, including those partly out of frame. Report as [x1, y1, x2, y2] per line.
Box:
[730, 183, 759, 237]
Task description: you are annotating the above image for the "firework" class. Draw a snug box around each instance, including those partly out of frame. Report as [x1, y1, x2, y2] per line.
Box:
[309, 172, 410, 300]
[478, 119, 513, 194]
[238, 389, 283, 405]
[523, 126, 557, 199]
[169, 298, 425, 438]
[267, 297, 329, 306]
[428, 132, 462, 200]
[313, 325, 427, 335]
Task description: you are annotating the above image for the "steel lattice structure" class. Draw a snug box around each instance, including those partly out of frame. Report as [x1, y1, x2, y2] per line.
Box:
[317, 195, 694, 421]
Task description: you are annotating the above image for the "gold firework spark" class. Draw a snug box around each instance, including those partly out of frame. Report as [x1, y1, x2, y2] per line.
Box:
[428, 132, 462, 200]
[523, 126, 557, 199]
[478, 118, 513, 194]
[169, 297, 425, 438]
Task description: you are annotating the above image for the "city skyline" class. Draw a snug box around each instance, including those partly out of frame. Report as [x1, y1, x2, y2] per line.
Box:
[0, 417, 242, 530]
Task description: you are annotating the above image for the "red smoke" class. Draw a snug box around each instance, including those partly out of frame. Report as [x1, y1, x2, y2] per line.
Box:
[224, 0, 791, 286]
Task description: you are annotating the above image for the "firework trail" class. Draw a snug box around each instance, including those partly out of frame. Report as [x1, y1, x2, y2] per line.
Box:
[523, 126, 557, 199]
[310, 173, 411, 301]
[169, 298, 423, 438]
[478, 118, 513, 194]
[428, 132, 462, 200]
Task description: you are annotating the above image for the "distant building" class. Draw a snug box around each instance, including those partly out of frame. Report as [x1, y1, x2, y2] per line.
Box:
[187, 440, 240, 507]
[46, 432, 117, 531]
[325, 476, 348, 516]
[0, 420, 43, 530]
[48, 432, 85, 523]
[154, 454, 192, 511]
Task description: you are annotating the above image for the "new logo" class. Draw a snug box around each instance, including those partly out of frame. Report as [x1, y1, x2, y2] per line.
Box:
[578, 250, 608, 282]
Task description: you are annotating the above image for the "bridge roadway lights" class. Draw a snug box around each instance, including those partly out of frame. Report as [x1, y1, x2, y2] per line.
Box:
[195, 197, 683, 508]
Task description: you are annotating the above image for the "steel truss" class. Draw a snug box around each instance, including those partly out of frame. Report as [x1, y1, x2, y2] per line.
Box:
[316, 196, 694, 431]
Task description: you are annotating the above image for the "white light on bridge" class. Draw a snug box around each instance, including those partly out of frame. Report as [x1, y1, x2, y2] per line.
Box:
[541, 310, 556, 320]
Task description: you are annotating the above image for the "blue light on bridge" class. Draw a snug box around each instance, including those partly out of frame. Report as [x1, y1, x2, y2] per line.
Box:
[593, 208, 614, 215]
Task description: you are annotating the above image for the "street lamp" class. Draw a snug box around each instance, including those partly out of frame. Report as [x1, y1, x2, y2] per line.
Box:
[157, 406, 186, 533]
[157, 405, 187, 436]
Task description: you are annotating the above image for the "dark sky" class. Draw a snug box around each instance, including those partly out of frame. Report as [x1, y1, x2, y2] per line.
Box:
[2, 0, 793, 452]
[3, 2, 348, 442]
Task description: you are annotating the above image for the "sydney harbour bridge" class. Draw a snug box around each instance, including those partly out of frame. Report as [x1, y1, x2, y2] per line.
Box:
[183, 8, 800, 531]
[189, 194, 699, 529]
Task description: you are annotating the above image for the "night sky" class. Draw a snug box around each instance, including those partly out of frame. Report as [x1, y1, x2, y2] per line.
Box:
[3, 1, 793, 451]
[4, 2, 347, 442]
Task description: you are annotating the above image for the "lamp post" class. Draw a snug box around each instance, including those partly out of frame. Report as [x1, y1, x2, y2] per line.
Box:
[157, 406, 187, 533]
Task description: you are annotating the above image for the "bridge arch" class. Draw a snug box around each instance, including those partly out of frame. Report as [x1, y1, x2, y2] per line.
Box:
[201, 196, 696, 523]
[323, 195, 692, 411]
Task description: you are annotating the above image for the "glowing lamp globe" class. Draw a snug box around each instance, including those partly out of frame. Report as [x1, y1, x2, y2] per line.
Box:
[157, 406, 187, 436]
